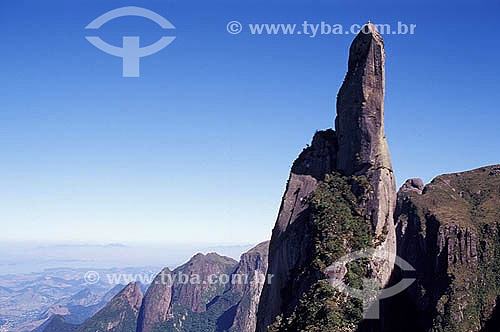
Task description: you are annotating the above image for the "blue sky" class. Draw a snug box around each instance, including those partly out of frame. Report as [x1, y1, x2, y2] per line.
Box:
[1, 0, 499, 246]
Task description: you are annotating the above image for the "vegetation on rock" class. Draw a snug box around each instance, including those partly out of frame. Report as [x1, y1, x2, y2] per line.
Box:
[268, 172, 374, 332]
[395, 165, 500, 332]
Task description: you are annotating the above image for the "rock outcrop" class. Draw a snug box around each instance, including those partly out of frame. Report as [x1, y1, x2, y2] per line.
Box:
[336, 23, 396, 286]
[171, 253, 238, 314]
[137, 253, 238, 332]
[39, 315, 78, 332]
[255, 129, 339, 330]
[75, 282, 143, 332]
[136, 268, 173, 332]
[44, 245, 270, 332]
[226, 241, 269, 332]
[256, 23, 397, 332]
[391, 165, 500, 332]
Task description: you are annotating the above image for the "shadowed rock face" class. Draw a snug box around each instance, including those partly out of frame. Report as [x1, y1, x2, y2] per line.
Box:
[256, 23, 397, 332]
[391, 165, 500, 332]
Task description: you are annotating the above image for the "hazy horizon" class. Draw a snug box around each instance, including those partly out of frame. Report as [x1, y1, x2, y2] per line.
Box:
[0, 241, 256, 275]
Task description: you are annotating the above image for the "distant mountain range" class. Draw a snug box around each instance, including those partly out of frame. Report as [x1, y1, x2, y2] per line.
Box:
[0, 267, 157, 332]
[39, 242, 269, 332]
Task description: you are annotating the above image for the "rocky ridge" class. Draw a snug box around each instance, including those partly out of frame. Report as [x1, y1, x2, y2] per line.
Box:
[75, 282, 143, 332]
[391, 165, 500, 332]
[43, 243, 269, 332]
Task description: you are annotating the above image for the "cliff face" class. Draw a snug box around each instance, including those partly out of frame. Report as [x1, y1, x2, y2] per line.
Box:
[393, 165, 500, 332]
[255, 129, 338, 330]
[137, 253, 238, 332]
[136, 243, 270, 332]
[227, 241, 269, 332]
[256, 23, 396, 332]
[171, 253, 238, 314]
[136, 268, 173, 332]
[336, 21, 396, 290]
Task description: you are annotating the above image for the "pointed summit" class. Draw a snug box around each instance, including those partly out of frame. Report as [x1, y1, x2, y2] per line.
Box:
[336, 22, 389, 176]
[336, 22, 396, 279]
[256, 23, 397, 332]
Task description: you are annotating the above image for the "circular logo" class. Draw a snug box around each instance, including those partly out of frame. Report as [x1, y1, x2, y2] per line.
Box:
[84, 271, 100, 284]
[227, 21, 243, 34]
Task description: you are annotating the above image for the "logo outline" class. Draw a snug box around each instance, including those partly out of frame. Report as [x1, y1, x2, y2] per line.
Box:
[326, 248, 416, 319]
[85, 6, 176, 77]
